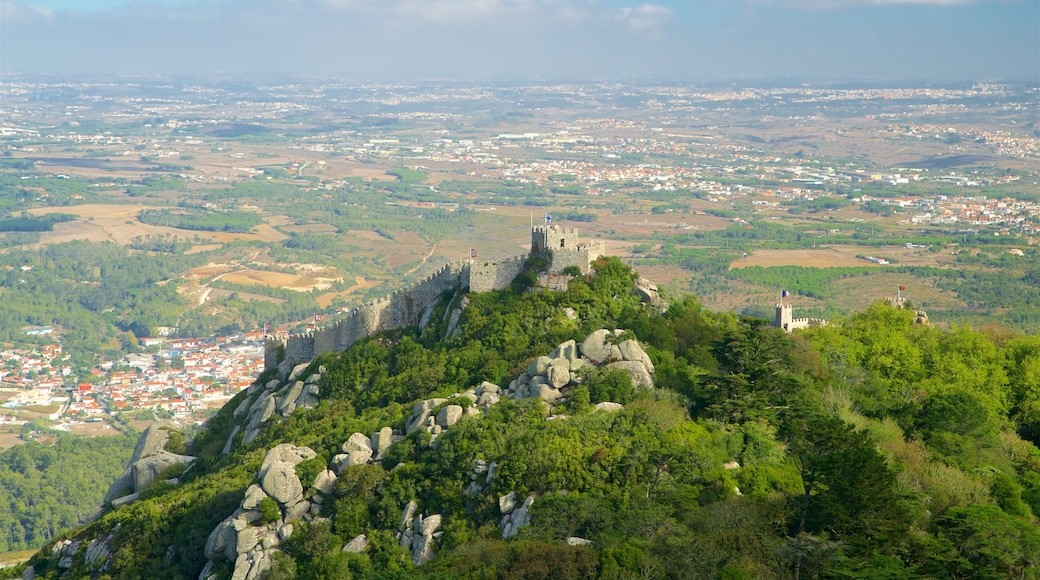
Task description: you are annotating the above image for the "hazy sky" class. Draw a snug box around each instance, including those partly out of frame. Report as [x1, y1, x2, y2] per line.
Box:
[1, 0, 1037, 82]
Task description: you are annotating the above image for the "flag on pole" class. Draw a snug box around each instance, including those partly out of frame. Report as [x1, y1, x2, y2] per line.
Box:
[781, 290, 789, 298]
[470, 248, 477, 259]
[314, 313, 322, 323]
[545, 213, 551, 224]
[263, 323, 270, 334]
[899, 285, 906, 291]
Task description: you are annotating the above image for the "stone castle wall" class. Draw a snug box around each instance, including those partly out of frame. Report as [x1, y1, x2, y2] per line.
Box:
[266, 258, 528, 370]
[470, 256, 527, 293]
[265, 227, 605, 370]
[775, 303, 826, 333]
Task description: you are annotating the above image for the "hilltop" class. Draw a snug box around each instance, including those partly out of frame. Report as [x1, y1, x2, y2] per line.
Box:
[7, 257, 1040, 580]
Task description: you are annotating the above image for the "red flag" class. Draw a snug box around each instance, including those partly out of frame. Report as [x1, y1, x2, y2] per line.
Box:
[899, 285, 906, 291]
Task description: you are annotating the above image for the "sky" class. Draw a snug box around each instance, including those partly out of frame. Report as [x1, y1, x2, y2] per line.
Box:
[0, 0, 1037, 82]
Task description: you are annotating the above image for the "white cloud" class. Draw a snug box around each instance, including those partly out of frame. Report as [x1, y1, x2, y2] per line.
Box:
[318, 0, 672, 29]
[613, 4, 673, 30]
[1, 0, 54, 20]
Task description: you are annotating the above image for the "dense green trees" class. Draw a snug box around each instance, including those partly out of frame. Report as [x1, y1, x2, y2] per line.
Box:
[0, 434, 137, 552]
[13, 261, 1040, 579]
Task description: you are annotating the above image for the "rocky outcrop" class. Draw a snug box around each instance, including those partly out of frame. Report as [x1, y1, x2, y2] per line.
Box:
[102, 424, 194, 509]
[505, 329, 655, 404]
[224, 366, 327, 454]
[201, 444, 324, 579]
[634, 277, 666, 310]
[342, 534, 369, 554]
[395, 502, 443, 566]
[500, 494, 534, 539]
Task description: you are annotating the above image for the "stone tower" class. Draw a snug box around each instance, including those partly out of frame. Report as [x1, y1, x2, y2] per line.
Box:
[775, 303, 794, 332]
[530, 225, 581, 255]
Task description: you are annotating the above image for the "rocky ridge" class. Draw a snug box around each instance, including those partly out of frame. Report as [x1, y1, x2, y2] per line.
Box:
[26, 329, 655, 577]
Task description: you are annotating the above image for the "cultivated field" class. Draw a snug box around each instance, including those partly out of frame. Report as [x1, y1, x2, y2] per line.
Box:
[731, 245, 957, 270]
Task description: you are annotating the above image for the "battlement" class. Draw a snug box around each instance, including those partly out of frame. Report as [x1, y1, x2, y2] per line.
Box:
[775, 302, 827, 333]
[264, 226, 610, 370]
[531, 225, 604, 275]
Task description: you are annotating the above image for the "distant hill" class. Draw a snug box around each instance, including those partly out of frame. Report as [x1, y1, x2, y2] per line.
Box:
[8, 258, 1040, 579]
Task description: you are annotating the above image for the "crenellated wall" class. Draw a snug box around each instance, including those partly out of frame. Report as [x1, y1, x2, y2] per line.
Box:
[265, 227, 606, 370]
[470, 255, 527, 293]
[774, 303, 827, 332]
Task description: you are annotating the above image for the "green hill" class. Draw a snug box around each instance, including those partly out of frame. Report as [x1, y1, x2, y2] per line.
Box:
[9, 258, 1040, 579]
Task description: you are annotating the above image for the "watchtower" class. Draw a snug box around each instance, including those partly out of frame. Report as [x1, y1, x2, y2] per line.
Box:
[531, 225, 581, 255]
[775, 303, 794, 332]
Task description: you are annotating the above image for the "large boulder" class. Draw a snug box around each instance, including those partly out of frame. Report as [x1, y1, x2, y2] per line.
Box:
[341, 433, 373, 455]
[411, 514, 442, 566]
[435, 405, 464, 428]
[261, 444, 316, 471]
[606, 361, 654, 388]
[260, 461, 304, 506]
[546, 359, 571, 389]
[342, 534, 369, 554]
[406, 399, 447, 435]
[527, 356, 554, 377]
[132, 450, 193, 493]
[205, 517, 237, 561]
[277, 381, 305, 416]
[241, 484, 268, 510]
[580, 329, 621, 364]
[634, 277, 665, 308]
[551, 340, 579, 362]
[371, 427, 394, 458]
[618, 340, 655, 374]
[103, 424, 194, 505]
[313, 470, 337, 495]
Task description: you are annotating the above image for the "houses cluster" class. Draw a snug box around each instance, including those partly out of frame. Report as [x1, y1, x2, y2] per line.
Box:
[1, 334, 265, 424]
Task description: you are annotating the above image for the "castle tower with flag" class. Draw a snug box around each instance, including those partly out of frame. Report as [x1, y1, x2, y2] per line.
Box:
[774, 289, 827, 333]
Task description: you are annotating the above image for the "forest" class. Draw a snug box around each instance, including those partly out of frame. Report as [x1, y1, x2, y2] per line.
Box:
[0, 432, 137, 553]
[13, 258, 1040, 579]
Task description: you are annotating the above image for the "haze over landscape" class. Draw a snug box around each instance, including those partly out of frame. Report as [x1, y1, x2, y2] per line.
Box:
[2, 0, 1040, 578]
[2, 0, 1038, 81]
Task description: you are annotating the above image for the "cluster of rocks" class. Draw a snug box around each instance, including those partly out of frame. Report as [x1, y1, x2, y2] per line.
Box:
[396, 500, 443, 566]
[505, 329, 655, 405]
[102, 424, 195, 510]
[49, 539, 80, 571]
[498, 492, 534, 539]
[635, 277, 666, 310]
[228, 363, 323, 452]
[202, 444, 323, 580]
[464, 458, 496, 495]
[332, 427, 400, 471]
[403, 390, 488, 442]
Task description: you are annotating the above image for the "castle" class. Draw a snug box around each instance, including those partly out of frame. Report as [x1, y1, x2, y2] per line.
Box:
[264, 225, 605, 370]
[774, 303, 828, 333]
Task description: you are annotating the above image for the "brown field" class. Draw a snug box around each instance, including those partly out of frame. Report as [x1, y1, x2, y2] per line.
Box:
[383, 231, 434, 269]
[217, 270, 331, 291]
[25, 204, 287, 247]
[279, 223, 338, 234]
[316, 277, 383, 308]
[732, 248, 879, 269]
[206, 288, 286, 304]
[0, 429, 21, 451]
[205, 224, 287, 243]
[186, 264, 235, 279]
[731, 245, 956, 270]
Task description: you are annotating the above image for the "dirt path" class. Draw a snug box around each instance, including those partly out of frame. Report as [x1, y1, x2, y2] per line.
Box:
[405, 243, 438, 277]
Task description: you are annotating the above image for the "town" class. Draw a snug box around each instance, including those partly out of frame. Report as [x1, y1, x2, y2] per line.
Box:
[0, 332, 264, 445]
